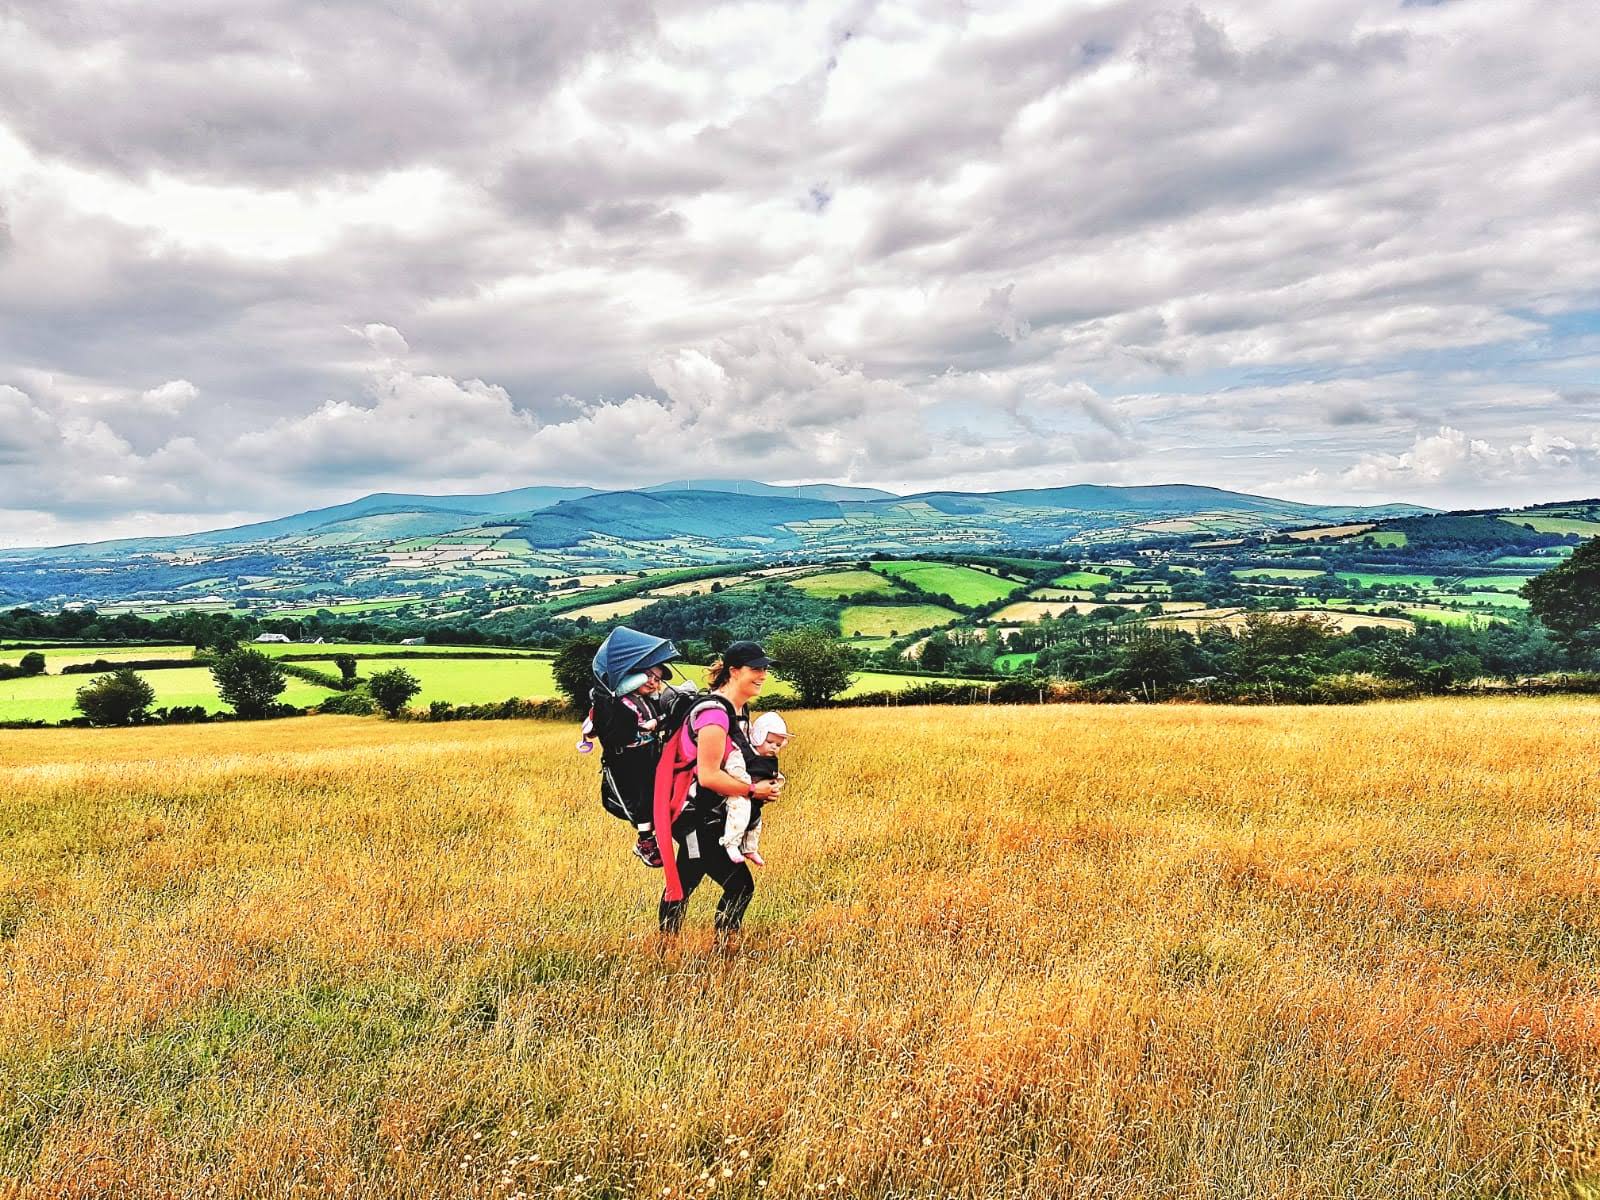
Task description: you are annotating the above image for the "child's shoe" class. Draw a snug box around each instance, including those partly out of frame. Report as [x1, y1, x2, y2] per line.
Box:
[633, 831, 663, 868]
[745, 850, 765, 868]
[725, 845, 746, 863]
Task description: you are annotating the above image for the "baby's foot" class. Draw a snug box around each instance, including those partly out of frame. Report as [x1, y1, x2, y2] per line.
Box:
[745, 851, 765, 868]
[725, 845, 746, 863]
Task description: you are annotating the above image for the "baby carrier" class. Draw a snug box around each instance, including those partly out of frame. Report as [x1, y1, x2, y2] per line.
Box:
[587, 686, 661, 822]
[580, 626, 682, 824]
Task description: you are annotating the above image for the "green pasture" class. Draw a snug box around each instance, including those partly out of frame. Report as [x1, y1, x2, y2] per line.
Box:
[1458, 591, 1530, 609]
[1405, 608, 1504, 628]
[268, 598, 427, 618]
[1338, 572, 1446, 590]
[1233, 567, 1326, 581]
[840, 604, 962, 638]
[1453, 575, 1536, 593]
[350, 657, 559, 706]
[1502, 515, 1600, 536]
[1050, 571, 1113, 589]
[787, 570, 903, 599]
[1492, 555, 1567, 568]
[995, 652, 1040, 672]
[0, 668, 337, 725]
[870, 562, 1024, 607]
[257, 642, 551, 659]
[363, 659, 972, 713]
[841, 636, 897, 653]
[1363, 531, 1408, 548]
[0, 644, 195, 670]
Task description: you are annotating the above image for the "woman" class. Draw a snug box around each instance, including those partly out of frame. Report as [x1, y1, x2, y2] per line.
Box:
[658, 640, 782, 935]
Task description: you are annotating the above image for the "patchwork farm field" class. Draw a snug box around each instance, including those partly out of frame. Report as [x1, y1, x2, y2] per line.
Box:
[2, 700, 1598, 1197]
[255, 642, 553, 659]
[786, 569, 902, 598]
[840, 603, 961, 638]
[0, 647, 978, 723]
[349, 657, 560, 707]
[870, 561, 1024, 606]
[0, 667, 337, 723]
[0, 643, 196, 669]
[1232, 567, 1325, 581]
[1050, 570, 1114, 588]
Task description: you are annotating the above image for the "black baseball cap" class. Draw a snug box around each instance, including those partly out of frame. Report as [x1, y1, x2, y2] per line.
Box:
[723, 640, 774, 670]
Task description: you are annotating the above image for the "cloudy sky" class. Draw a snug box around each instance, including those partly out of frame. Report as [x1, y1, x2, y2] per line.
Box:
[2, 0, 1597, 545]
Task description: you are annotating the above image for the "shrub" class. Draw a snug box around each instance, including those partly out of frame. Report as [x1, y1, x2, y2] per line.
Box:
[279, 662, 345, 690]
[411, 697, 572, 722]
[318, 691, 378, 716]
[60, 658, 195, 675]
[1306, 673, 1420, 704]
[73, 669, 157, 726]
[0, 652, 53, 680]
[153, 705, 212, 724]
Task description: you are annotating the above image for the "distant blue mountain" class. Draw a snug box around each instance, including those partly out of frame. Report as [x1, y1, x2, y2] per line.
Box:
[645, 478, 897, 502]
[0, 477, 1432, 562]
[514, 489, 842, 548]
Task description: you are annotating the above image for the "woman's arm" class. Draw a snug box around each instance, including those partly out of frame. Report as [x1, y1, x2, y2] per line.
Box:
[696, 726, 779, 801]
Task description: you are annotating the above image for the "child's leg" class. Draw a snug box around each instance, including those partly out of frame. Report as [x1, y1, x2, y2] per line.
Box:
[720, 796, 751, 862]
[740, 812, 763, 866]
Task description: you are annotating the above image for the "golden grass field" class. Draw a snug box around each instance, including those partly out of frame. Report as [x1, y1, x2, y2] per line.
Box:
[3, 699, 1599, 1199]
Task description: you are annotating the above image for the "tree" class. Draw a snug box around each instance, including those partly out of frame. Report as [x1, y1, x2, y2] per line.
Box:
[767, 627, 856, 706]
[211, 648, 287, 718]
[367, 668, 421, 718]
[333, 654, 359, 688]
[18, 651, 45, 676]
[1095, 634, 1195, 697]
[1526, 538, 1600, 656]
[918, 632, 952, 671]
[553, 636, 603, 710]
[74, 669, 156, 726]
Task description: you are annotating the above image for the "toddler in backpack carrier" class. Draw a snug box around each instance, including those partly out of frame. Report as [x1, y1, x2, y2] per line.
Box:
[586, 667, 671, 868]
[719, 711, 789, 866]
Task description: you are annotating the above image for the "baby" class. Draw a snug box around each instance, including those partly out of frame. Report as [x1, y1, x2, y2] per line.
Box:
[720, 711, 789, 867]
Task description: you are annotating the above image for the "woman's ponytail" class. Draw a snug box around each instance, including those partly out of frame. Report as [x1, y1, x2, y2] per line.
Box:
[706, 657, 732, 689]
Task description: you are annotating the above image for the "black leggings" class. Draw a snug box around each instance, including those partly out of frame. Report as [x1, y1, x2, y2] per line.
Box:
[659, 823, 754, 933]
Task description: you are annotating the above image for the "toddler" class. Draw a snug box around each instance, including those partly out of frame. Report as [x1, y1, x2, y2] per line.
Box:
[720, 711, 789, 866]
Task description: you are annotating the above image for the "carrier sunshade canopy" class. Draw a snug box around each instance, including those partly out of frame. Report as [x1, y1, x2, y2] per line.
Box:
[592, 626, 680, 693]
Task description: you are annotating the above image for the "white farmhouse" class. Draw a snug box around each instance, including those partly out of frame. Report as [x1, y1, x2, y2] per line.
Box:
[255, 633, 291, 643]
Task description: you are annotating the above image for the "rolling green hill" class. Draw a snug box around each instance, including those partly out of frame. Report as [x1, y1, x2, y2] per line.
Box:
[0, 478, 1476, 614]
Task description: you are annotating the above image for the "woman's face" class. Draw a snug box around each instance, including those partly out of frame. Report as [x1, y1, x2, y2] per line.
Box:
[731, 665, 767, 698]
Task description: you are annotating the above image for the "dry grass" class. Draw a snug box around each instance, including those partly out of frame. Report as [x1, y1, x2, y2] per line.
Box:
[3, 701, 1599, 1199]
[1283, 523, 1375, 542]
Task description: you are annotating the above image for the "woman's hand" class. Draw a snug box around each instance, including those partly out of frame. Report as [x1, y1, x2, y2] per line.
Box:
[751, 779, 780, 802]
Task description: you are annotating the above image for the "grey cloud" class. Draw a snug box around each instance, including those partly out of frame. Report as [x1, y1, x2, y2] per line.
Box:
[0, 0, 664, 185]
[1326, 400, 1383, 427]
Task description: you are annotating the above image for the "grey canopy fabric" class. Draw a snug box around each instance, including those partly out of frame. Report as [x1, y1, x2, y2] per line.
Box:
[591, 626, 679, 694]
